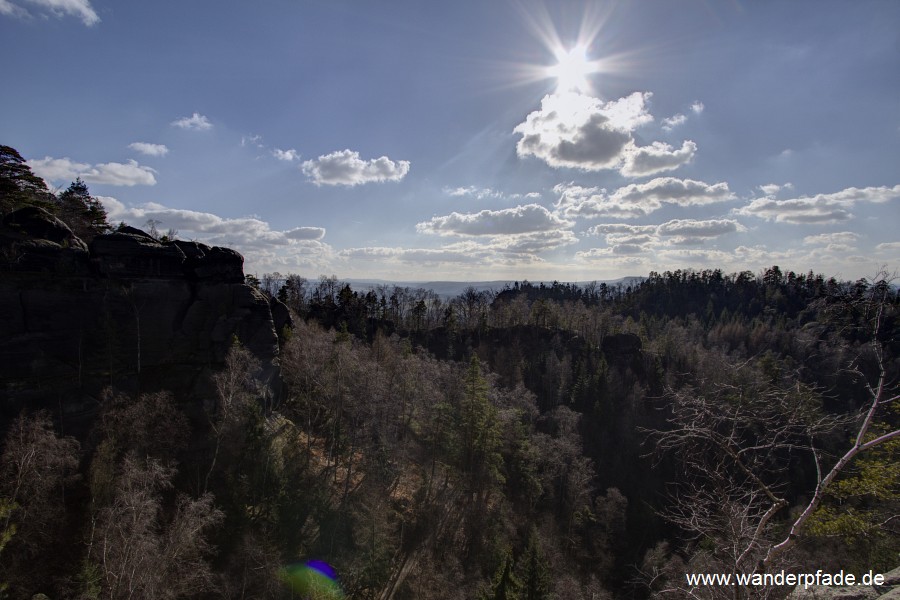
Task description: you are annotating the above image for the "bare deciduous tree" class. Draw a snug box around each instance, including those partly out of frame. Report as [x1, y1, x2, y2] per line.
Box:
[0, 411, 80, 594]
[89, 455, 223, 599]
[645, 271, 899, 597]
[205, 341, 264, 493]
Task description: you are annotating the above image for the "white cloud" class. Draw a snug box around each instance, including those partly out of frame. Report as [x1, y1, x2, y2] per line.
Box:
[554, 178, 734, 220]
[29, 156, 157, 186]
[658, 244, 796, 268]
[583, 218, 743, 258]
[739, 199, 849, 224]
[443, 186, 541, 201]
[342, 245, 546, 269]
[605, 233, 656, 246]
[803, 232, 859, 246]
[514, 91, 649, 172]
[586, 223, 657, 236]
[301, 149, 409, 186]
[444, 186, 503, 199]
[609, 243, 647, 255]
[554, 183, 651, 219]
[875, 241, 900, 251]
[514, 91, 697, 177]
[620, 140, 697, 177]
[417, 204, 571, 237]
[88, 160, 158, 186]
[28, 157, 90, 182]
[272, 148, 300, 161]
[241, 134, 264, 148]
[490, 229, 578, 254]
[128, 142, 169, 157]
[172, 112, 213, 131]
[340, 245, 486, 265]
[1, 0, 98, 24]
[98, 196, 333, 272]
[0, 0, 29, 18]
[413, 204, 577, 259]
[656, 218, 745, 238]
[574, 243, 650, 257]
[285, 226, 325, 240]
[758, 182, 794, 196]
[574, 248, 649, 267]
[614, 177, 734, 207]
[661, 114, 687, 131]
[341, 234, 569, 267]
[737, 185, 900, 224]
[691, 101, 705, 114]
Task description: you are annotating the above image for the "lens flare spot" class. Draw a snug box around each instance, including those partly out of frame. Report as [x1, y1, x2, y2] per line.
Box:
[279, 560, 345, 599]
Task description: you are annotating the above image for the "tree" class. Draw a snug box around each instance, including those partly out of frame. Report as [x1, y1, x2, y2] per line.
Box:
[760, 272, 899, 567]
[459, 355, 503, 493]
[805, 436, 900, 571]
[0, 144, 54, 215]
[518, 529, 551, 600]
[245, 273, 261, 289]
[480, 550, 520, 600]
[647, 271, 899, 596]
[260, 271, 282, 298]
[0, 411, 80, 595]
[57, 177, 109, 240]
[88, 455, 223, 599]
[205, 340, 264, 493]
[279, 274, 309, 313]
[0, 498, 15, 596]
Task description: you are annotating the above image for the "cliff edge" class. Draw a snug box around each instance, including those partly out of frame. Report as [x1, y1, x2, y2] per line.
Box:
[0, 206, 290, 421]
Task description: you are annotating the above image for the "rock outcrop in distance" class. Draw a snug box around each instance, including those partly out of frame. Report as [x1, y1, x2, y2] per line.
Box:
[0, 206, 291, 423]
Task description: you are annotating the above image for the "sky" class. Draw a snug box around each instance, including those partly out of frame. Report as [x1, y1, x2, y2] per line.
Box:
[2, 0, 899, 282]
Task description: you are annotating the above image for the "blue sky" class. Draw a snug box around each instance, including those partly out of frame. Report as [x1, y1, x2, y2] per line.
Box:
[3, 0, 898, 281]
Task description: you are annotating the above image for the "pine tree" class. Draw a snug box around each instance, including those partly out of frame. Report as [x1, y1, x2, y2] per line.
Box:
[0, 144, 54, 215]
[459, 355, 502, 489]
[481, 550, 520, 600]
[57, 177, 109, 240]
[519, 528, 551, 600]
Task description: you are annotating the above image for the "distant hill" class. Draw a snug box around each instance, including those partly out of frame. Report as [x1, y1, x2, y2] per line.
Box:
[343, 276, 646, 299]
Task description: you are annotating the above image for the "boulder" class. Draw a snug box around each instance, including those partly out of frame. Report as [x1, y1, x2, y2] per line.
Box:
[0, 207, 90, 273]
[170, 240, 244, 283]
[883, 567, 900, 587]
[3, 206, 86, 249]
[787, 586, 879, 599]
[786, 569, 900, 600]
[193, 245, 244, 283]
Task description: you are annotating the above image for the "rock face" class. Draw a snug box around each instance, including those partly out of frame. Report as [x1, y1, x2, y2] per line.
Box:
[787, 566, 900, 599]
[0, 207, 290, 421]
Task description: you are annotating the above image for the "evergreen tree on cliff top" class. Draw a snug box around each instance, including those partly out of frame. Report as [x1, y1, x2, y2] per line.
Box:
[57, 177, 109, 241]
[0, 145, 55, 216]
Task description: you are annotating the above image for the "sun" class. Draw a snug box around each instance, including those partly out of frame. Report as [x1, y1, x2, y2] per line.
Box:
[546, 44, 601, 93]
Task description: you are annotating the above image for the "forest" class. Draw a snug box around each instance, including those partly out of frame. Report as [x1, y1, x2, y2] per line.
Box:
[1, 144, 898, 599]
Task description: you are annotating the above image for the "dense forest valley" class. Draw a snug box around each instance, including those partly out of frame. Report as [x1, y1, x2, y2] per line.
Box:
[1, 144, 899, 599]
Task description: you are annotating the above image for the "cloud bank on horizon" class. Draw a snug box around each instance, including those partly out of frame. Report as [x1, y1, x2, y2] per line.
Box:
[3, 0, 898, 281]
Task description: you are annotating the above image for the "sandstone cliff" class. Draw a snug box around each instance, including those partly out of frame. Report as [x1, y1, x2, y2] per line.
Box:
[0, 206, 290, 421]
